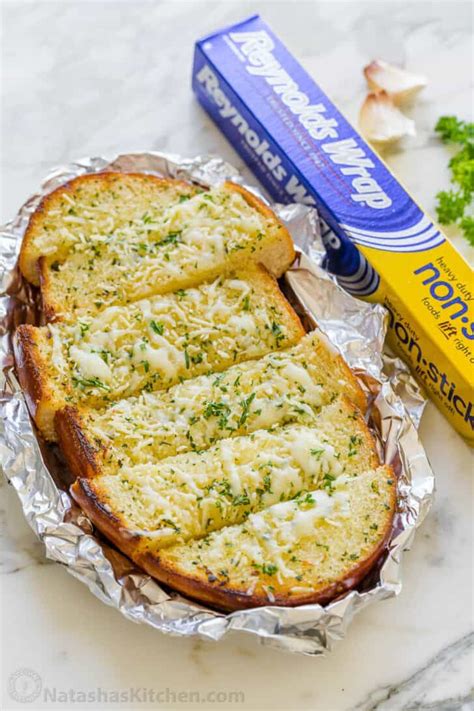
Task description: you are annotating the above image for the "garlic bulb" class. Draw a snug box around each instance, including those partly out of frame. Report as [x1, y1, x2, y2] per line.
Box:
[359, 91, 416, 144]
[364, 60, 427, 102]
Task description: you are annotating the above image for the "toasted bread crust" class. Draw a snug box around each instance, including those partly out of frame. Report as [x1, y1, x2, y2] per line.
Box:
[313, 329, 367, 413]
[71, 477, 143, 559]
[13, 325, 45, 420]
[14, 325, 64, 440]
[55, 406, 101, 478]
[251, 266, 305, 339]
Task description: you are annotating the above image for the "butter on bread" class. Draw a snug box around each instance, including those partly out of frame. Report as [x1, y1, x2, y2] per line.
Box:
[57, 330, 366, 479]
[19, 173, 295, 321]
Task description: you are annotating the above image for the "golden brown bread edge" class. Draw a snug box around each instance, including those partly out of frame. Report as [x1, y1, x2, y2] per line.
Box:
[13, 324, 60, 440]
[55, 406, 100, 477]
[71, 464, 396, 612]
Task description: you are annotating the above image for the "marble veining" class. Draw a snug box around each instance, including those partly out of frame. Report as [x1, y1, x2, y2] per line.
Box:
[1, 2, 473, 710]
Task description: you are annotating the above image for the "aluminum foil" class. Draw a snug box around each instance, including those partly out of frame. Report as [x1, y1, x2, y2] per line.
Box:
[0, 152, 434, 656]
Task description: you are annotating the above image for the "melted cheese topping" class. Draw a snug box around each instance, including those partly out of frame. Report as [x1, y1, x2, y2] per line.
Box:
[98, 423, 346, 549]
[39, 184, 277, 318]
[83, 332, 341, 469]
[45, 273, 297, 406]
[159, 467, 394, 597]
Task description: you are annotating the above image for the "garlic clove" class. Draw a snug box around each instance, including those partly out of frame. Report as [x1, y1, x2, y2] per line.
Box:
[364, 60, 427, 102]
[359, 91, 416, 144]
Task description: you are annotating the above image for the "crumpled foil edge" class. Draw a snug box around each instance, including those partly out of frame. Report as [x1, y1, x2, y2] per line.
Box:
[0, 151, 434, 656]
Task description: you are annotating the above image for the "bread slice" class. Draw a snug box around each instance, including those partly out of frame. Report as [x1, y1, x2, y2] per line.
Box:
[143, 466, 396, 611]
[14, 267, 304, 441]
[57, 330, 366, 478]
[19, 173, 295, 320]
[71, 397, 379, 553]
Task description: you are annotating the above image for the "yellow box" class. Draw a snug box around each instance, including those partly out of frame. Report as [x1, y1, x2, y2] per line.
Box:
[362, 240, 473, 442]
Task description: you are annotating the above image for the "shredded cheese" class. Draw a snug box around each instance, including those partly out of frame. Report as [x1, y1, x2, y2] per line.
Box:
[81, 332, 337, 469]
[43, 272, 298, 407]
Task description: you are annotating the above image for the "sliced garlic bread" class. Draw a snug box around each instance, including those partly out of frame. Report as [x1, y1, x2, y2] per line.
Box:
[19, 173, 295, 320]
[144, 465, 396, 611]
[57, 330, 366, 478]
[71, 398, 379, 554]
[14, 267, 304, 440]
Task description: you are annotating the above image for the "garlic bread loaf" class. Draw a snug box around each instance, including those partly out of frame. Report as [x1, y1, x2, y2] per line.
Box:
[16, 167, 395, 612]
[14, 268, 304, 440]
[57, 330, 366, 479]
[19, 173, 295, 321]
[71, 397, 379, 555]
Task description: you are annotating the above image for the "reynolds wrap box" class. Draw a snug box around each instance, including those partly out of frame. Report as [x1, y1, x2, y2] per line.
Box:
[192, 14, 474, 443]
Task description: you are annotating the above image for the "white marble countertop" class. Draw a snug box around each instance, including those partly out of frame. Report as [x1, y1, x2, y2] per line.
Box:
[1, 2, 473, 710]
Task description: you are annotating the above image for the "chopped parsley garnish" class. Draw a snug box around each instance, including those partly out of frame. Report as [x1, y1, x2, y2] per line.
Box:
[238, 392, 256, 427]
[72, 375, 111, 391]
[203, 401, 231, 429]
[348, 435, 362, 457]
[78, 322, 90, 337]
[271, 320, 285, 345]
[232, 493, 250, 507]
[322, 473, 336, 495]
[150, 320, 164, 335]
[253, 563, 278, 576]
[156, 231, 182, 248]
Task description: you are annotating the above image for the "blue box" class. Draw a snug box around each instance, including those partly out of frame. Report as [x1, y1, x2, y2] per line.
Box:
[192, 14, 474, 442]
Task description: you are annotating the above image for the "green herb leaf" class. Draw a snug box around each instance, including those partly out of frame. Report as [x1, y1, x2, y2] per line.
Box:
[72, 375, 111, 391]
[150, 320, 164, 335]
[238, 392, 256, 427]
[271, 320, 285, 345]
[434, 115, 474, 245]
[435, 115, 474, 145]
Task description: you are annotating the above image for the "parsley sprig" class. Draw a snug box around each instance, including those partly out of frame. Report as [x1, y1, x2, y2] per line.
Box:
[435, 115, 474, 245]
